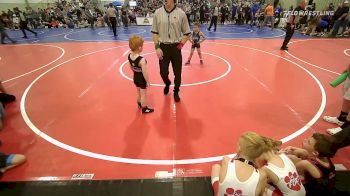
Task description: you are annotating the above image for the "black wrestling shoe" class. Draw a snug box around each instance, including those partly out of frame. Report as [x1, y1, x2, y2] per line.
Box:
[142, 106, 154, 114]
[174, 92, 181, 102]
[164, 84, 170, 95]
[137, 102, 142, 109]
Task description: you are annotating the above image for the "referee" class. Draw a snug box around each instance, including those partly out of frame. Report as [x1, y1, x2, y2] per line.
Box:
[280, 0, 307, 51]
[107, 3, 118, 37]
[151, 0, 190, 102]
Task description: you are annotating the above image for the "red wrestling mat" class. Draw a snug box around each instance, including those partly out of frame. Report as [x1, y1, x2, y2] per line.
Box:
[0, 39, 349, 181]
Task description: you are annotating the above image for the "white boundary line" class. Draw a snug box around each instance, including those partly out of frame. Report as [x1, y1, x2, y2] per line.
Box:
[98, 29, 146, 36]
[122, 49, 130, 57]
[15, 29, 75, 42]
[206, 28, 286, 39]
[11, 30, 45, 39]
[119, 50, 232, 87]
[205, 26, 254, 34]
[286, 39, 350, 75]
[344, 49, 350, 57]
[20, 42, 325, 165]
[2, 44, 65, 83]
[205, 42, 326, 144]
[64, 30, 133, 42]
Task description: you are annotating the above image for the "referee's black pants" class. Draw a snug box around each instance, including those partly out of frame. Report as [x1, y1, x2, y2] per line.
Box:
[159, 43, 182, 92]
[281, 23, 294, 49]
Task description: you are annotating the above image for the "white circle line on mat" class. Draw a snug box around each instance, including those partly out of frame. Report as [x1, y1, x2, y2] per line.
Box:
[206, 28, 286, 39]
[119, 50, 232, 87]
[2, 44, 65, 83]
[20, 42, 325, 165]
[98, 29, 146, 36]
[344, 49, 350, 57]
[286, 38, 350, 75]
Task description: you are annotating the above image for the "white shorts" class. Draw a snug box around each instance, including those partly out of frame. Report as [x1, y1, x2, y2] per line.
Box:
[343, 78, 350, 101]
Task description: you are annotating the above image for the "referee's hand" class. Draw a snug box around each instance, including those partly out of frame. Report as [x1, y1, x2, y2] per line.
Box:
[156, 48, 163, 60]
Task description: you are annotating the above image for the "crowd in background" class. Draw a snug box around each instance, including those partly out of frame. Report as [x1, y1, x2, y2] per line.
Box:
[0, 0, 349, 37]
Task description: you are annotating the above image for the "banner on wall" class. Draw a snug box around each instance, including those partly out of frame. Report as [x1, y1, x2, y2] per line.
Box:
[136, 17, 153, 25]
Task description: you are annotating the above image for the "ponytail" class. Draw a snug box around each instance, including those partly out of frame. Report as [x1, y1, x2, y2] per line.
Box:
[261, 136, 282, 152]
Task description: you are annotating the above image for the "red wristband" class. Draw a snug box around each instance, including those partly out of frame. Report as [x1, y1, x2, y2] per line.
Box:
[177, 43, 184, 50]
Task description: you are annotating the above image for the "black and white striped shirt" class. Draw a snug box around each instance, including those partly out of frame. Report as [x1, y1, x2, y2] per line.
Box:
[151, 6, 191, 43]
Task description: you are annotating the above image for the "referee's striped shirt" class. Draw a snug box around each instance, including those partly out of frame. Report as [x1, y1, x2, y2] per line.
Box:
[151, 6, 191, 43]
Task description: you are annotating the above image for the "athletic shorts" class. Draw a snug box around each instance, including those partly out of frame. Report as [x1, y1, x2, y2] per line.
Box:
[134, 75, 147, 89]
[0, 153, 15, 168]
[191, 43, 200, 49]
[343, 78, 350, 101]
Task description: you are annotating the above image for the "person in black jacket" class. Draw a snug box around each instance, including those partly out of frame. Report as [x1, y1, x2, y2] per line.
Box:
[331, 1, 349, 37]
[14, 8, 37, 39]
[0, 15, 16, 44]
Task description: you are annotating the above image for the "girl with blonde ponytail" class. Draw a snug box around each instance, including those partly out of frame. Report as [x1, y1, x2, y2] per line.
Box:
[256, 135, 306, 196]
[211, 132, 268, 196]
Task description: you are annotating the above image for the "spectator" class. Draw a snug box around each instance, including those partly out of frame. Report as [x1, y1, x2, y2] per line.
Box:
[106, 3, 118, 36]
[96, 14, 105, 27]
[260, 3, 274, 30]
[221, 4, 229, 24]
[84, 7, 95, 29]
[208, 3, 219, 31]
[331, 1, 349, 37]
[324, 64, 350, 135]
[284, 133, 337, 196]
[0, 152, 26, 178]
[14, 7, 37, 38]
[121, 7, 128, 28]
[0, 15, 16, 44]
[231, 2, 237, 23]
[332, 125, 350, 150]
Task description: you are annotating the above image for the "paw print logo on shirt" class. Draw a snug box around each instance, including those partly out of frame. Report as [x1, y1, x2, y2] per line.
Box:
[284, 172, 302, 191]
[224, 188, 243, 196]
[272, 187, 283, 196]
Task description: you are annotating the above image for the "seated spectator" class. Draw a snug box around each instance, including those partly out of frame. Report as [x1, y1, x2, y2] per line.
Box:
[211, 132, 267, 196]
[303, 16, 321, 36]
[96, 14, 105, 27]
[0, 152, 26, 178]
[0, 81, 16, 106]
[0, 80, 15, 131]
[64, 17, 75, 29]
[50, 18, 59, 28]
[341, 28, 350, 36]
[283, 133, 337, 196]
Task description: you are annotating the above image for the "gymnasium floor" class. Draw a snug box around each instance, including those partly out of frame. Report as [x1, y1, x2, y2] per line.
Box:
[0, 24, 349, 182]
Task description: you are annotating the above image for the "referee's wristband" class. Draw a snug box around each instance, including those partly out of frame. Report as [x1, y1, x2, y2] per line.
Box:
[155, 43, 160, 49]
